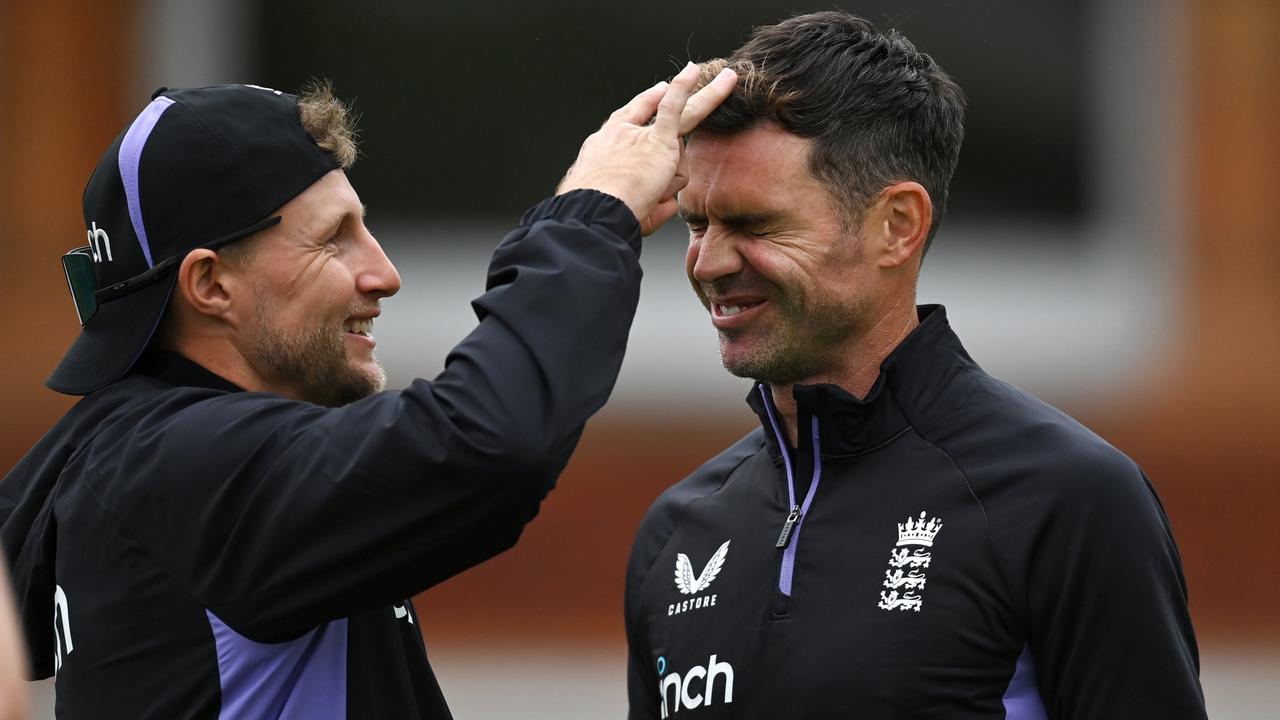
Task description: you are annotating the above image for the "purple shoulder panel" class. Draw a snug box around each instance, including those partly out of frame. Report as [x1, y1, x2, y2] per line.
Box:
[206, 610, 348, 719]
[1003, 645, 1049, 720]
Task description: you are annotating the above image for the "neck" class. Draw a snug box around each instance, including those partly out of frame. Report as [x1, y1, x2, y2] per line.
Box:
[166, 334, 281, 398]
[768, 297, 919, 447]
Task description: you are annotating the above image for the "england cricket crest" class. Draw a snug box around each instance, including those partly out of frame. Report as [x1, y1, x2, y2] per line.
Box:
[877, 511, 942, 612]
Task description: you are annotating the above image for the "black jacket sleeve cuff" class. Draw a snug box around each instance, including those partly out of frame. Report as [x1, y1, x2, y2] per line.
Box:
[520, 189, 642, 254]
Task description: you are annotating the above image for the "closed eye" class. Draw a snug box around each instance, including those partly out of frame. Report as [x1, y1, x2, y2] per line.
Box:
[324, 228, 343, 249]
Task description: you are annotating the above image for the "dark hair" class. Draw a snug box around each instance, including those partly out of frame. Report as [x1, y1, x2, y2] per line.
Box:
[696, 11, 966, 254]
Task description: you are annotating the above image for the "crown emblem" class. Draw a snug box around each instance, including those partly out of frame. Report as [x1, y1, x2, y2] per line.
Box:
[895, 511, 942, 547]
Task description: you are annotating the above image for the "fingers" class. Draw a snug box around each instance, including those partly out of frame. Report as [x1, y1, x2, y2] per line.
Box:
[650, 62, 703, 138]
[645, 195, 679, 235]
[607, 63, 739, 135]
[557, 63, 732, 231]
[640, 155, 690, 236]
[668, 145, 691, 197]
[679, 67, 738, 135]
[610, 81, 669, 126]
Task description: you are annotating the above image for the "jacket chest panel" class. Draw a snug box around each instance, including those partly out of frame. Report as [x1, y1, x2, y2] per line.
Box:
[638, 440, 1023, 715]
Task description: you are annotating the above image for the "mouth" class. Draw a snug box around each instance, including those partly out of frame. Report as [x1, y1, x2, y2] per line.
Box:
[709, 299, 766, 328]
[713, 302, 762, 317]
[344, 315, 377, 346]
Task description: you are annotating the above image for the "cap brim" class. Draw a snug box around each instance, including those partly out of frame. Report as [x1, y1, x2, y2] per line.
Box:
[45, 272, 178, 395]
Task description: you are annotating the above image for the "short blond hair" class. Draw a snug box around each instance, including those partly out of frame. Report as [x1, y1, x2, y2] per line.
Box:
[297, 79, 359, 169]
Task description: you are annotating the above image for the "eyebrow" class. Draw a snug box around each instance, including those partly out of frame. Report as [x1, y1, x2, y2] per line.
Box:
[677, 207, 783, 228]
[720, 212, 779, 228]
[318, 204, 367, 238]
[676, 206, 705, 224]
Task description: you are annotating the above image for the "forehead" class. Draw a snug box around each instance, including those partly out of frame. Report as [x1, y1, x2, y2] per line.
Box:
[278, 169, 361, 229]
[682, 123, 822, 212]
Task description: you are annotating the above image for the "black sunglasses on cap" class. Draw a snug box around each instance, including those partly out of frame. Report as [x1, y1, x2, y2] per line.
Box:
[60, 215, 283, 326]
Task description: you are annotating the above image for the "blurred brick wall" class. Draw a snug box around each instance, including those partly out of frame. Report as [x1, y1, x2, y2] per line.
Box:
[0, 0, 137, 461]
[3, 0, 1275, 661]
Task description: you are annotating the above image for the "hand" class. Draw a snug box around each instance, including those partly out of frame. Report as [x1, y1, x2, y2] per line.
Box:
[557, 62, 737, 235]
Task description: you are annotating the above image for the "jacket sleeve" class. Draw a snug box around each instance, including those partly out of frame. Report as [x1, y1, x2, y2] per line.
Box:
[102, 190, 643, 641]
[1012, 449, 1207, 718]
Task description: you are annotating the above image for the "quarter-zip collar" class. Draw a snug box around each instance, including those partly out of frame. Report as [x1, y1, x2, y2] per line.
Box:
[746, 304, 976, 460]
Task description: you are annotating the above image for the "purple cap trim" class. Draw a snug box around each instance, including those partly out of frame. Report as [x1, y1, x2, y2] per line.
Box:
[779, 416, 823, 597]
[1003, 645, 1049, 720]
[117, 96, 176, 268]
[206, 610, 348, 718]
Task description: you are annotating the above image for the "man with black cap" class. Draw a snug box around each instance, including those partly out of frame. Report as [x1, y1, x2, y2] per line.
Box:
[0, 63, 737, 717]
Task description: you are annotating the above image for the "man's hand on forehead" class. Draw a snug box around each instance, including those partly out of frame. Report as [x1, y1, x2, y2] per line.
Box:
[556, 63, 737, 236]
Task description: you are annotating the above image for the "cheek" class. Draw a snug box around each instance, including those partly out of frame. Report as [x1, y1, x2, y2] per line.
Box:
[287, 252, 350, 299]
[307, 264, 357, 307]
[734, 243, 789, 284]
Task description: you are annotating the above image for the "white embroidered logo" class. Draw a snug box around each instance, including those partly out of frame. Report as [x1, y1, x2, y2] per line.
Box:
[669, 540, 729, 616]
[657, 653, 735, 718]
[53, 584, 73, 673]
[675, 540, 729, 595]
[877, 511, 942, 612]
[392, 602, 414, 625]
[243, 83, 284, 95]
[87, 221, 112, 263]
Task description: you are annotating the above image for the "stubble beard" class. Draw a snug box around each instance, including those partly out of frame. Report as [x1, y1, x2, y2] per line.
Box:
[250, 294, 386, 407]
[718, 291, 866, 386]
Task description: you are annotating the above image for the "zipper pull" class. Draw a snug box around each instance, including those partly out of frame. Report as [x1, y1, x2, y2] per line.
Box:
[775, 505, 801, 548]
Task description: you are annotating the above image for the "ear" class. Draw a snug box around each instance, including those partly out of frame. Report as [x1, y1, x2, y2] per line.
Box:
[174, 249, 236, 319]
[873, 181, 932, 269]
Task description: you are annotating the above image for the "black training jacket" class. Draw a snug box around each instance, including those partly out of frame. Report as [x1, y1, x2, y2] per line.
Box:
[625, 305, 1206, 719]
[1, 190, 641, 719]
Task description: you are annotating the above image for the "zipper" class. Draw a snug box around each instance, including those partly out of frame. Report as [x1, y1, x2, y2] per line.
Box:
[758, 386, 824, 599]
[775, 505, 801, 548]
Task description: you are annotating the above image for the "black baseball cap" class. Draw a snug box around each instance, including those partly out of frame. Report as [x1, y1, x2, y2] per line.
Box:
[48, 84, 341, 395]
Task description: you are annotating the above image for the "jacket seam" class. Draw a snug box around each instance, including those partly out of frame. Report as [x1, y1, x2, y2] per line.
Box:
[634, 446, 759, 600]
[902, 425, 1024, 624]
[76, 473, 234, 650]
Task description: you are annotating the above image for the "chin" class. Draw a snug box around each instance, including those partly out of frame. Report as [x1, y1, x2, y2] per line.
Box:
[343, 352, 385, 384]
[719, 352, 765, 382]
[354, 362, 388, 394]
[718, 337, 767, 377]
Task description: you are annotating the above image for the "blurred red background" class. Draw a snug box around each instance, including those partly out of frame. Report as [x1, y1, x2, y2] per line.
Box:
[2, 0, 1276, 714]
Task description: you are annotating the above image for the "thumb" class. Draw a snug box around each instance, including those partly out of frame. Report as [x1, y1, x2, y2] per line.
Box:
[642, 195, 680, 236]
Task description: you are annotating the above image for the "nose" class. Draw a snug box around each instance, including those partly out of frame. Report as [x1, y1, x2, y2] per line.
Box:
[688, 226, 744, 286]
[355, 227, 401, 299]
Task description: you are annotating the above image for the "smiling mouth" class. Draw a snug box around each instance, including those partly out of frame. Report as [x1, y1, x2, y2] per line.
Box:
[713, 301, 763, 318]
[345, 317, 374, 337]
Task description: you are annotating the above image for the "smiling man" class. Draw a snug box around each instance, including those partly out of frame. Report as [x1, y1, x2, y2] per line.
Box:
[1, 65, 736, 719]
[624, 12, 1206, 719]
